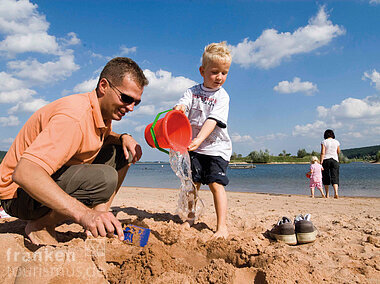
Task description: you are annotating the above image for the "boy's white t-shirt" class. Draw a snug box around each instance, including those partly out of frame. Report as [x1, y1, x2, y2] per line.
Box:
[177, 84, 232, 161]
[322, 138, 340, 162]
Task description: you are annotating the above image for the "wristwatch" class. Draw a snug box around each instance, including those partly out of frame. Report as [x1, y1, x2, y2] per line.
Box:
[119, 133, 132, 143]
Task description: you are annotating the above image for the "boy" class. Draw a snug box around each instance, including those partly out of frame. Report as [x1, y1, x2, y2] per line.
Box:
[174, 42, 232, 238]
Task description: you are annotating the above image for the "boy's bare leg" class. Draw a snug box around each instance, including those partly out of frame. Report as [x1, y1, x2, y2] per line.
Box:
[324, 185, 329, 198]
[310, 187, 315, 198]
[181, 182, 201, 230]
[333, 184, 339, 199]
[25, 210, 67, 245]
[209, 182, 228, 239]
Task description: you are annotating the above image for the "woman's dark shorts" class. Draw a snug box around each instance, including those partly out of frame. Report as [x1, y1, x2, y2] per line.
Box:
[1, 144, 130, 220]
[189, 152, 229, 186]
[322, 158, 340, 185]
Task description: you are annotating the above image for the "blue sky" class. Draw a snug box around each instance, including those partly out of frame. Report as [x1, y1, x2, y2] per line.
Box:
[0, 0, 379, 161]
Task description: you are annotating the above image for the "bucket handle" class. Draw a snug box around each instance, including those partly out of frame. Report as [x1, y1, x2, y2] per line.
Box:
[150, 109, 172, 154]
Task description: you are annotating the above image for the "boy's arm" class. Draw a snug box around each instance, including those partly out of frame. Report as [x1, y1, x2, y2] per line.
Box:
[188, 119, 217, 151]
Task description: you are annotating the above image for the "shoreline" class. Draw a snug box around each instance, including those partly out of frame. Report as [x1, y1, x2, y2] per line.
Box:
[123, 186, 380, 199]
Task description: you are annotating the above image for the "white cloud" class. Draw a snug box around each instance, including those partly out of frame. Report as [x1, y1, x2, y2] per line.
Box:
[73, 77, 98, 93]
[129, 69, 196, 116]
[317, 96, 380, 119]
[8, 98, 49, 114]
[0, 115, 19, 126]
[0, 71, 24, 91]
[0, 72, 37, 103]
[144, 69, 196, 98]
[61, 32, 81, 46]
[133, 104, 157, 116]
[231, 133, 254, 143]
[0, 0, 60, 56]
[229, 6, 345, 69]
[293, 96, 380, 146]
[362, 69, 380, 91]
[0, 89, 36, 104]
[0, 32, 59, 56]
[293, 120, 327, 137]
[120, 46, 137, 55]
[257, 133, 288, 141]
[8, 53, 79, 84]
[369, 0, 380, 4]
[274, 77, 318, 95]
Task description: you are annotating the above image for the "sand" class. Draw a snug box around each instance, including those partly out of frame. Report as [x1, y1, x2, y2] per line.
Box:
[0, 186, 379, 283]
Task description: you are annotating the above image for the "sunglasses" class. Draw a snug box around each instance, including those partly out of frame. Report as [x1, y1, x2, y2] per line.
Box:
[106, 78, 141, 106]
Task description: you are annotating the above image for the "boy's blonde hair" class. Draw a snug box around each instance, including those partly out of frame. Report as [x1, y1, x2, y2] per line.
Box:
[202, 41, 232, 68]
[311, 156, 319, 164]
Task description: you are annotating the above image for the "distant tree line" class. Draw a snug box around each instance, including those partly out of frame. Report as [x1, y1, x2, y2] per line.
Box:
[341, 145, 380, 160]
[231, 148, 353, 163]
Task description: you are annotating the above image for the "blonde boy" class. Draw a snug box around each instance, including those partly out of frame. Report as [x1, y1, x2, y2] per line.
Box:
[174, 42, 232, 238]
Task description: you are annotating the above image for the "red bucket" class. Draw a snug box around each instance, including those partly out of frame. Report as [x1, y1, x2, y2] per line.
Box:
[144, 110, 192, 153]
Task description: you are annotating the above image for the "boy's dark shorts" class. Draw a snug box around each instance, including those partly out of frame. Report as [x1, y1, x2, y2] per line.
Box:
[189, 152, 229, 186]
[1, 144, 130, 221]
[322, 158, 340, 185]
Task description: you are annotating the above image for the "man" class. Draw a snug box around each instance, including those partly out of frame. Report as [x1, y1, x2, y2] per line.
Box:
[0, 57, 148, 245]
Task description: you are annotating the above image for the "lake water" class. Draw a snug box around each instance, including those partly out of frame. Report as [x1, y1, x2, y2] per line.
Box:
[122, 162, 380, 197]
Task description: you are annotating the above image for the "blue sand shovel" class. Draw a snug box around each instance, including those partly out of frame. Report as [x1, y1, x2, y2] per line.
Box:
[122, 224, 151, 247]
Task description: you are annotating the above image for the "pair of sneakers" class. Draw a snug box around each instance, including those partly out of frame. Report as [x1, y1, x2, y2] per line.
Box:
[269, 214, 317, 245]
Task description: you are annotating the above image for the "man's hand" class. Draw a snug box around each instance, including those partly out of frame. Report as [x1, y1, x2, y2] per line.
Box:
[120, 134, 142, 164]
[79, 210, 124, 240]
[173, 104, 186, 113]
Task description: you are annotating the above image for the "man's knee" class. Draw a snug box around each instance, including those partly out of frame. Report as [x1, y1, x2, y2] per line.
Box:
[87, 165, 118, 205]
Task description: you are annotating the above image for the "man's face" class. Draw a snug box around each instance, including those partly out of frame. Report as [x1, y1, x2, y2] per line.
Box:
[101, 75, 143, 121]
[199, 60, 230, 89]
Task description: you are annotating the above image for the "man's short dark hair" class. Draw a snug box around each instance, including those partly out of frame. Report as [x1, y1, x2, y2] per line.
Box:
[97, 57, 148, 89]
[324, 129, 335, 139]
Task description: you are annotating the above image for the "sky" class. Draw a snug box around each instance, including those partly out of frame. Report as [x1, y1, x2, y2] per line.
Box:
[0, 0, 379, 162]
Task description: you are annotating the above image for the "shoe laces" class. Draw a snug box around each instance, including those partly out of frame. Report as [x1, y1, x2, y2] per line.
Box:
[294, 213, 311, 223]
[277, 216, 292, 225]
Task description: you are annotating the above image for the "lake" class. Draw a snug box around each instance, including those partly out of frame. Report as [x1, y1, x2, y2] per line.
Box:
[122, 162, 380, 197]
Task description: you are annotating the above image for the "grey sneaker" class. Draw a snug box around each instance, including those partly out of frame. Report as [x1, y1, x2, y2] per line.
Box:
[294, 214, 317, 244]
[269, 217, 297, 245]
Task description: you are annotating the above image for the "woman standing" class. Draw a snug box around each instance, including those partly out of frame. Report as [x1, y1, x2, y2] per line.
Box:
[320, 129, 340, 199]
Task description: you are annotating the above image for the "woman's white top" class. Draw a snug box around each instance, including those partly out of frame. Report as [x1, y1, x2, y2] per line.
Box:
[322, 138, 340, 162]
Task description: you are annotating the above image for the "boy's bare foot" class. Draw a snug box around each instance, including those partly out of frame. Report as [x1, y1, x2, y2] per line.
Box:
[25, 221, 58, 245]
[212, 226, 228, 239]
[334, 195, 339, 199]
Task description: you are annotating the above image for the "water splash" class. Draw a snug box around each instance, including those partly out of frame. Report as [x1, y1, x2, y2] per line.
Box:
[169, 149, 204, 221]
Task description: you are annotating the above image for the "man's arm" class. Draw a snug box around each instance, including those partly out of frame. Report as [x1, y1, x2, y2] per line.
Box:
[188, 119, 217, 151]
[12, 158, 124, 239]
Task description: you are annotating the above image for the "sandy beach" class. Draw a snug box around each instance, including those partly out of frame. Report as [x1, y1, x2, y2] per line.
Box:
[0, 186, 379, 283]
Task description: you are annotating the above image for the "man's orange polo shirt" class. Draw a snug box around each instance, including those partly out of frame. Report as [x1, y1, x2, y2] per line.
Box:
[0, 90, 111, 200]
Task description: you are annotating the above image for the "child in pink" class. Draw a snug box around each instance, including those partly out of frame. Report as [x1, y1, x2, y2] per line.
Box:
[307, 156, 326, 198]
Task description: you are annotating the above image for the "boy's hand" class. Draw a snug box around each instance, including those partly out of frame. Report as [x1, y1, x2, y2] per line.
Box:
[188, 137, 203, 151]
[173, 105, 186, 113]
